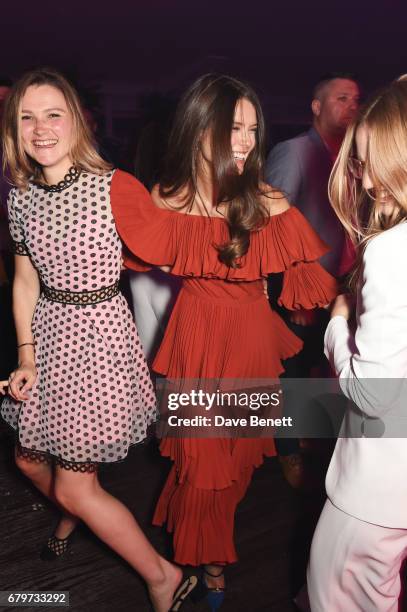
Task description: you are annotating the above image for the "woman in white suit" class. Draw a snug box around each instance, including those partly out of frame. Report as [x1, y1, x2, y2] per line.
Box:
[307, 75, 407, 611]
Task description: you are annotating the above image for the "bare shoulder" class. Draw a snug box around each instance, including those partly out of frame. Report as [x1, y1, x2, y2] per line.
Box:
[151, 184, 187, 210]
[260, 182, 291, 216]
[151, 184, 169, 209]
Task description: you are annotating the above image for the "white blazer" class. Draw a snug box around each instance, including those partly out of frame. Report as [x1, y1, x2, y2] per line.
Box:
[324, 221, 407, 528]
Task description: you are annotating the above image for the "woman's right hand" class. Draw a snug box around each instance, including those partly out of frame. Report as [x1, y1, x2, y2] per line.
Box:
[8, 362, 37, 402]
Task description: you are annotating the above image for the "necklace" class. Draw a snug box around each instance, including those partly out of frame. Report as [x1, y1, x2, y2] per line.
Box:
[35, 166, 81, 193]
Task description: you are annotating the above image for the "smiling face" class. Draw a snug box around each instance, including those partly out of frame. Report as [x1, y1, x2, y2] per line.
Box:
[199, 96, 257, 175]
[230, 97, 257, 172]
[19, 84, 74, 181]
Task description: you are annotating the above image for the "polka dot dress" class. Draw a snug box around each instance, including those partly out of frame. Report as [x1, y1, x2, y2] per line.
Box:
[1, 170, 157, 467]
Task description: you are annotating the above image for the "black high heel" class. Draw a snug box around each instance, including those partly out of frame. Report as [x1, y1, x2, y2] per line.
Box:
[40, 530, 75, 561]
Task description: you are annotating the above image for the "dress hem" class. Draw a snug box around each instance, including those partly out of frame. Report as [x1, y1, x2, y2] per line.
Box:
[1, 416, 155, 471]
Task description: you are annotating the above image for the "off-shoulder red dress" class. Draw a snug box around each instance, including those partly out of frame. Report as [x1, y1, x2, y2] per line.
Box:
[111, 169, 337, 566]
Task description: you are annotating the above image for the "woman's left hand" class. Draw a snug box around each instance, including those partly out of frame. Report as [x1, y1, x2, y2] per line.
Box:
[330, 293, 354, 321]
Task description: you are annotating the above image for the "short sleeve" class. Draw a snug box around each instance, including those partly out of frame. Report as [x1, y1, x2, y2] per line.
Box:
[8, 189, 29, 256]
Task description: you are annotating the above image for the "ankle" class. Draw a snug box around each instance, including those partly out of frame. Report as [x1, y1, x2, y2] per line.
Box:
[204, 564, 224, 578]
[54, 516, 78, 540]
[148, 559, 174, 590]
[203, 565, 225, 589]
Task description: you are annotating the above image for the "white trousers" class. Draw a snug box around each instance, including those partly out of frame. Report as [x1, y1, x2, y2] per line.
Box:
[307, 499, 407, 612]
[128, 270, 180, 361]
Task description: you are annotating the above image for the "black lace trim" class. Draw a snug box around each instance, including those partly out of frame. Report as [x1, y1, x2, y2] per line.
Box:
[55, 457, 98, 473]
[13, 241, 29, 256]
[16, 444, 52, 465]
[16, 443, 98, 473]
[34, 166, 81, 193]
[41, 281, 120, 305]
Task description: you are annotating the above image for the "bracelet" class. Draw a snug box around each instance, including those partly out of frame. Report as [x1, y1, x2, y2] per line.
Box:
[17, 342, 35, 349]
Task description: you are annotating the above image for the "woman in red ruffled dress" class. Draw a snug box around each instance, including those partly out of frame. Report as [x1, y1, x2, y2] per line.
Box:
[111, 74, 337, 609]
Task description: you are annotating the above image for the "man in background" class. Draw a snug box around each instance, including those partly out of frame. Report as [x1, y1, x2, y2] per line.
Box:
[265, 73, 361, 487]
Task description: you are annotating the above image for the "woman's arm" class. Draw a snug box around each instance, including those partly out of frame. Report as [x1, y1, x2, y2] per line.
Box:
[325, 229, 407, 417]
[8, 255, 40, 401]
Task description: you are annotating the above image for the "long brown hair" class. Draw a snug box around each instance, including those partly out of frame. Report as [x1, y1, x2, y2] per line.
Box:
[2, 67, 112, 189]
[329, 74, 407, 289]
[159, 74, 269, 268]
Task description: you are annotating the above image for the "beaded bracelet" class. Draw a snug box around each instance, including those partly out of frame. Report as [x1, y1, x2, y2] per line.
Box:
[17, 342, 35, 349]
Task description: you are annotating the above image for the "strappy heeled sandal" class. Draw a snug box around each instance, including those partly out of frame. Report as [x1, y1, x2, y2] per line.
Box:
[191, 567, 225, 611]
[169, 572, 199, 611]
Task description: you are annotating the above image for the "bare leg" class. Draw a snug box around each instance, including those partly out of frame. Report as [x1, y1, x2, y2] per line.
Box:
[54, 466, 182, 612]
[15, 449, 79, 538]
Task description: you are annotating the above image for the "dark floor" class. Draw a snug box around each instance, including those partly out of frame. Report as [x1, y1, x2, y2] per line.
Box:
[0, 419, 333, 612]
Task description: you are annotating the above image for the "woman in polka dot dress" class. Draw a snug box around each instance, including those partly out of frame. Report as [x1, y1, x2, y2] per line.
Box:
[1, 68, 198, 612]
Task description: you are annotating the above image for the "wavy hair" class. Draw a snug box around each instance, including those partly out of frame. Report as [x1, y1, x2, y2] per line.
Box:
[2, 67, 112, 189]
[329, 74, 407, 288]
[159, 73, 269, 268]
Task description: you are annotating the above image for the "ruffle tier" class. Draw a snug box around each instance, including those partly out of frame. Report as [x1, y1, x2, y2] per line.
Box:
[152, 439, 272, 565]
[109, 169, 338, 565]
[111, 170, 338, 308]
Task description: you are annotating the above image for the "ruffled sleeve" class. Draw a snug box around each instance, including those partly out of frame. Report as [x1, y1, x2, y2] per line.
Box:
[110, 169, 174, 272]
[110, 169, 337, 306]
[256, 206, 338, 309]
[278, 260, 337, 309]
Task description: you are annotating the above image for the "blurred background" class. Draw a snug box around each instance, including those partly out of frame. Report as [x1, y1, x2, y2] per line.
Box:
[3, 0, 407, 162]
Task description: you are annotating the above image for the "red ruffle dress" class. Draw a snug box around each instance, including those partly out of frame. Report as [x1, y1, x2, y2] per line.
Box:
[111, 169, 337, 565]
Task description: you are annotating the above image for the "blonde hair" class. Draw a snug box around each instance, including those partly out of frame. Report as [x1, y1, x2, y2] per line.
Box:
[329, 75, 407, 287]
[2, 68, 112, 189]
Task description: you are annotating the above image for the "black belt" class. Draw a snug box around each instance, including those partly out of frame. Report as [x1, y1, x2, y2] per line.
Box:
[41, 281, 120, 305]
